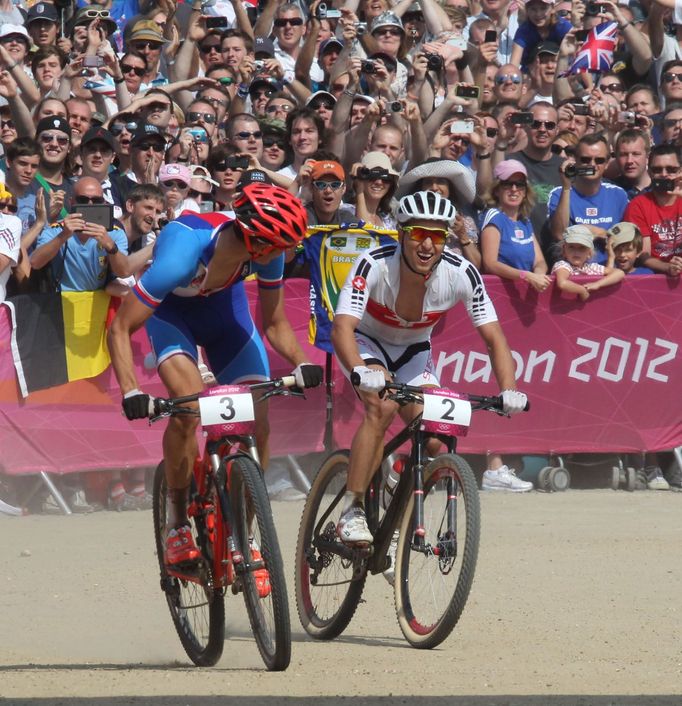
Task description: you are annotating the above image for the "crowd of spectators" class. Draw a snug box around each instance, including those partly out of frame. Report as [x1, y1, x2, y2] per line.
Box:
[1, 0, 681, 508]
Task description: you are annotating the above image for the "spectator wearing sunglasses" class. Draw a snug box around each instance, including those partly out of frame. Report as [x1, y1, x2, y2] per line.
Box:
[78, 126, 125, 218]
[0, 107, 17, 163]
[523, 43, 559, 108]
[263, 92, 297, 124]
[122, 122, 167, 188]
[225, 112, 264, 160]
[259, 119, 291, 171]
[612, 128, 651, 200]
[125, 20, 168, 90]
[306, 157, 355, 226]
[306, 90, 336, 129]
[271, 3, 307, 75]
[207, 145, 250, 213]
[493, 64, 525, 105]
[198, 31, 224, 73]
[117, 53, 148, 101]
[351, 151, 399, 230]
[548, 133, 628, 264]
[159, 164, 195, 217]
[506, 102, 563, 248]
[185, 99, 218, 140]
[36, 116, 73, 221]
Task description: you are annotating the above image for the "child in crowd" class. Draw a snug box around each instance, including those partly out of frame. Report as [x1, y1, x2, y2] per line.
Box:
[606, 222, 654, 275]
[552, 225, 625, 300]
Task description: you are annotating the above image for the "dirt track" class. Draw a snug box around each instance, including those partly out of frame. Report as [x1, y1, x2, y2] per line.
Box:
[1, 489, 681, 706]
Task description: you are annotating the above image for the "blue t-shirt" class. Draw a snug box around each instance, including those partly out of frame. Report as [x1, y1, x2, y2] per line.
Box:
[36, 225, 129, 292]
[513, 18, 573, 69]
[547, 182, 629, 264]
[481, 208, 536, 271]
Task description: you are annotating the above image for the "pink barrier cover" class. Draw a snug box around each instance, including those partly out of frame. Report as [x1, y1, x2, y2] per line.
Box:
[1, 275, 680, 476]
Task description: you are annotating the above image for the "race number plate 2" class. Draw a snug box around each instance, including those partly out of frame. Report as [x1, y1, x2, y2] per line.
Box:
[421, 389, 472, 437]
[199, 385, 255, 440]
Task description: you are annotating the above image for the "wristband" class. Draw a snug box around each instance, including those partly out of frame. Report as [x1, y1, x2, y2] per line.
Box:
[518, 270, 527, 281]
[343, 88, 357, 98]
[281, 69, 295, 85]
[619, 20, 633, 29]
[123, 388, 143, 399]
[106, 242, 119, 255]
[459, 239, 473, 247]
[113, 76, 125, 84]
[477, 152, 491, 160]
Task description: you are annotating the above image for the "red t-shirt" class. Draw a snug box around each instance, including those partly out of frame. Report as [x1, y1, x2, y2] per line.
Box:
[623, 192, 682, 261]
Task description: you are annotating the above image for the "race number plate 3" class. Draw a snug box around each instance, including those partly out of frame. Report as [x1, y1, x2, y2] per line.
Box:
[421, 389, 472, 437]
[199, 385, 255, 440]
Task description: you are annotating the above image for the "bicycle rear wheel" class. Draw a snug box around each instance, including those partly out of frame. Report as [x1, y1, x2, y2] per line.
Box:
[295, 450, 367, 640]
[394, 453, 480, 649]
[229, 455, 291, 671]
[152, 462, 225, 666]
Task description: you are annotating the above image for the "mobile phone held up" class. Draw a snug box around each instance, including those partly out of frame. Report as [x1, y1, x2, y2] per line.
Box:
[205, 15, 228, 29]
[450, 119, 474, 134]
[483, 29, 497, 43]
[509, 111, 534, 126]
[456, 85, 480, 99]
[652, 178, 676, 192]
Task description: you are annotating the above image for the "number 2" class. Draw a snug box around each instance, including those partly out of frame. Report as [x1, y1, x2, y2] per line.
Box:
[440, 398, 456, 421]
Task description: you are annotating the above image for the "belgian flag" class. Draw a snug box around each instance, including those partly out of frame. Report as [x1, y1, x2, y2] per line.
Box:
[4, 290, 112, 397]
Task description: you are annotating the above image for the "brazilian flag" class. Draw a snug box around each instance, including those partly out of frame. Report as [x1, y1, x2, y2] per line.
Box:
[5, 291, 112, 397]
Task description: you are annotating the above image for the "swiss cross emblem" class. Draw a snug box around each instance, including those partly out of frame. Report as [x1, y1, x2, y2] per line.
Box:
[352, 276, 366, 291]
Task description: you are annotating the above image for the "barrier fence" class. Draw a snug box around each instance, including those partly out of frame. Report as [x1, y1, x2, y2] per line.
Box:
[0, 275, 680, 478]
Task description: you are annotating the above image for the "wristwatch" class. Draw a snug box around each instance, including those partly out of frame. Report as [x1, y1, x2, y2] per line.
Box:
[106, 243, 119, 255]
[113, 76, 125, 84]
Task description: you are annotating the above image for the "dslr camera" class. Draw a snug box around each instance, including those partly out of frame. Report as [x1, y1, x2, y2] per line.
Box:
[424, 52, 443, 72]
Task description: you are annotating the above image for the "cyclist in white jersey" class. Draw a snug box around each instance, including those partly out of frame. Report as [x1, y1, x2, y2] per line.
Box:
[332, 191, 528, 545]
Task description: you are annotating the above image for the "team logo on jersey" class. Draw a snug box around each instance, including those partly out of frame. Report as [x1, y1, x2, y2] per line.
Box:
[513, 229, 524, 240]
[330, 237, 347, 248]
[352, 275, 366, 291]
[586, 208, 597, 216]
[356, 237, 372, 249]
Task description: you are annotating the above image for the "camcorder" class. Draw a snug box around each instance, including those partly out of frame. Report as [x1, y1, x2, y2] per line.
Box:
[316, 3, 342, 19]
[564, 164, 596, 179]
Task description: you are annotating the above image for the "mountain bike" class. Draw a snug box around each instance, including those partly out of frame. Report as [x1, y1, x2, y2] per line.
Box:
[295, 381, 526, 649]
[150, 376, 300, 671]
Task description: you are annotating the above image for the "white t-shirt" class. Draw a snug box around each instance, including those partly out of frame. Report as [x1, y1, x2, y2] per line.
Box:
[0, 214, 22, 304]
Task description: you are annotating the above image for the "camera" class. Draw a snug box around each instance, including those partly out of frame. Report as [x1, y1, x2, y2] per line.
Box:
[456, 85, 480, 99]
[509, 111, 534, 126]
[225, 155, 250, 170]
[586, 2, 606, 15]
[388, 100, 403, 112]
[652, 177, 676, 192]
[564, 164, 596, 179]
[206, 15, 228, 29]
[617, 111, 636, 125]
[360, 59, 377, 74]
[317, 3, 342, 19]
[572, 103, 590, 116]
[446, 36, 467, 50]
[188, 127, 208, 143]
[354, 21, 368, 36]
[450, 119, 474, 134]
[254, 59, 265, 72]
[82, 55, 104, 68]
[424, 52, 444, 72]
[575, 29, 589, 43]
[483, 29, 497, 43]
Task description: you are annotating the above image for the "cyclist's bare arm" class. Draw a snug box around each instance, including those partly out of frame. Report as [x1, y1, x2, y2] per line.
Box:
[331, 313, 367, 372]
[258, 285, 309, 367]
[108, 295, 156, 394]
[476, 321, 517, 391]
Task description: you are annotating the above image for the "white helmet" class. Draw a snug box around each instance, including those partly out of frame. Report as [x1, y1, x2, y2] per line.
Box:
[397, 190, 457, 225]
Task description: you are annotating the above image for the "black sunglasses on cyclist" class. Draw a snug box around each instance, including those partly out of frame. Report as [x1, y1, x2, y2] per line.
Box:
[188, 111, 217, 124]
[75, 195, 106, 205]
[121, 63, 145, 77]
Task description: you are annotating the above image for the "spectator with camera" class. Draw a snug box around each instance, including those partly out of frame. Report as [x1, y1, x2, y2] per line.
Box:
[351, 151, 399, 229]
[548, 133, 628, 264]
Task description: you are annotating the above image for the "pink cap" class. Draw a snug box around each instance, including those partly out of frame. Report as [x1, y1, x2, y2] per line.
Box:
[494, 159, 528, 181]
[159, 163, 191, 186]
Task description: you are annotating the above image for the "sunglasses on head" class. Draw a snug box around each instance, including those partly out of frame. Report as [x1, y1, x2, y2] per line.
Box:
[312, 179, 343, 191]
[0, 201, 17, 213]
[274, 17, 304, 27]
[579, 156, 607, 165]
[234, 130, 262, 140]
[495, 74, 522, 85]
[40, 132, 69, 146]
[82, 8, 110, 19]
[357, 166, 393, 181]
[200, 43, 221, 54]
[75, 195, 106, 204]
[531, 119, 557, 130]
[551, 143, 574, 156]
[121, 63, 145, 77]
[133, 41, 162, 51]
[263, 135, 285, 148]
[402, 225, 448, 245]
[136, 140, 165, 152]
[188, 111, 216, 124]
[162, 179, 189, 189]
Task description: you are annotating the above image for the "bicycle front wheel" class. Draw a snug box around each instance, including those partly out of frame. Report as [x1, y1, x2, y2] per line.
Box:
[152, 462, 225, 666]
[295, 450, 367, 640]
[229, 455, 291, 671]
[394, 453, 480, 649]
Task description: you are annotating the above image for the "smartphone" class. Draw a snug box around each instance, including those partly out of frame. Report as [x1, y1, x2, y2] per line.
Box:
[206, 15, 228, 29]
[572, 103, 590, 116]
[652, 177, 676, 191]
[456, 85, 480, 99]
[446, 37, 468, 50]
[82, 55, 104, 68]
[575, 29, 589, 43]
[484, 29, 497, 43]
[225, 155, 250, 170]
[509, 111, 534, 126]
[75, 203, 114, 231]
[450, 119, 474, 134]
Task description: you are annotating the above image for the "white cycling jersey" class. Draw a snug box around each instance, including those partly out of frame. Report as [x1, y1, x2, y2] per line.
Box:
[335, 243, 498, 346]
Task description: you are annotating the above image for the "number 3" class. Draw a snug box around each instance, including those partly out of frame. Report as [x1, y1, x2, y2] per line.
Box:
[220, 396, 235, 421]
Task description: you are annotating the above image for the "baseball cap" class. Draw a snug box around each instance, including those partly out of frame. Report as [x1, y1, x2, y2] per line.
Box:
[191, 164, 219, 187]
[564, 225, 594, 250]
[71, 6, 118, 36]
[160, 163, 192, 186]
[529, 41, 561, 63]
[254, 36, 275, 57]
[319, 37, 343, 55]
[371, 12, 404, 34]
[249, 77, 277, 94]
[607, 222, 641, 249]
[130, 122, 166, 146]
[494, 159, 528, 181]
[36, 116, 71, 137]
[238, 169, 273, 188]
[306, 90, 336, 107]
[311, 160, 345, 181]
[0, 25, 30, 43]
[80, 126, 116, 151]
[27, 3, 59, 25]
[129, 19, 166, 44]
[359, 151, 399, 177]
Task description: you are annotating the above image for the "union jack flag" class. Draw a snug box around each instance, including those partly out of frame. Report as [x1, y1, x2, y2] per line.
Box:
[564, 22, 619, 76]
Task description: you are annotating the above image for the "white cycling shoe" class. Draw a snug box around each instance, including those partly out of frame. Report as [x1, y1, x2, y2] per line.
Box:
[336, 506, 373, 545]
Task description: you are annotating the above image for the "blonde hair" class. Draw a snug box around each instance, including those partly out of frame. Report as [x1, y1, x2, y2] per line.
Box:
[488, 177, 536, 222]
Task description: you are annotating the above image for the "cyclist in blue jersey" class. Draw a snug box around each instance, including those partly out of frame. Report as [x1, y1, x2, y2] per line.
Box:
[108, 182, 323, 565]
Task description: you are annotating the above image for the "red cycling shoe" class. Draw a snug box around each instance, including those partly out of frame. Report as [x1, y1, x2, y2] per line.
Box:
[165, 525, 200, 565]
[249, 540, 271, 598]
